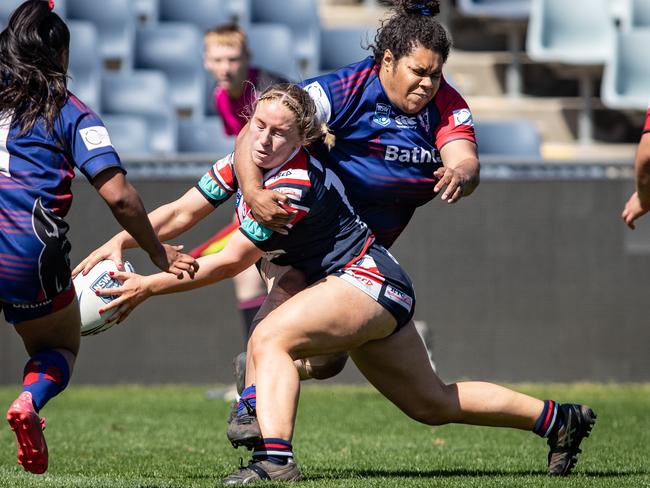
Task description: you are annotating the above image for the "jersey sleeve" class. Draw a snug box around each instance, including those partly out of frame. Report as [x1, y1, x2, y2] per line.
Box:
[300, 57, 376, 130]
[195, 152, 237, 207]
[65, 96, 123, 180]
[433, 81, 477, 149]
[238, 166, 313, 248]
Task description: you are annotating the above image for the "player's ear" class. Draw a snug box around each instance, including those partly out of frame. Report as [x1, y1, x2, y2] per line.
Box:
[382, 49, 395, 71]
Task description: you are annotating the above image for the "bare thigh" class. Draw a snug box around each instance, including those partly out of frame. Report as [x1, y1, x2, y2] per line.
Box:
[14, 299, 81, 357]
[250, 276, 397, 360]
[350, 322, 458, 424]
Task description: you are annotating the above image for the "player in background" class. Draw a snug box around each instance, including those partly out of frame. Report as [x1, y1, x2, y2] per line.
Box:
[231, 0, 596, 477]
[199, 23, 288, 339]
[622, 104, 650, 228]
[0, 0, 197, 474]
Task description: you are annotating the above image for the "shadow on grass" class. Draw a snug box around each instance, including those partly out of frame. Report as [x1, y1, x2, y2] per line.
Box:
[307, 467, 650, 480]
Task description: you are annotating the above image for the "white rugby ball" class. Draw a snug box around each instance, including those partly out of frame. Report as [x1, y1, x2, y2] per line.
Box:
[73, 259, 134, 336]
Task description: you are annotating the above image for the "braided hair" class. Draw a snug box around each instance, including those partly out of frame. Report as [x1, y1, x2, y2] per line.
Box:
[371, 1, 451, 65]
[0, 1, 70, 135]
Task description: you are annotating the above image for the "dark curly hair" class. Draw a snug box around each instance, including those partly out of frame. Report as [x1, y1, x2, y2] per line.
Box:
[0, 1, 70, 135]
[371, 0, 451, 65]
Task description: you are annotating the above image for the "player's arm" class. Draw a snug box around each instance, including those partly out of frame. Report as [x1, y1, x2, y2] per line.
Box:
[435, 139, 480, 204]
[96, 230, 264, 324]
[233, 122, 294, 231]
[622, 132, 650, 229]
[74, 184, 209, 277]
[91, 167, 198, 277]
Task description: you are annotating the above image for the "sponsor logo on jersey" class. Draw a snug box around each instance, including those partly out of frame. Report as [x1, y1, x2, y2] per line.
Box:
[79, 126, 113, 151]
[385, 145, 441, 164]
[452, 108, 474, 127]
[384, 285, 413, 310]
[395, 115, 417, 129]
[90, 272, 119, 304]
[372, 103, 392, 127]
[417, 110, 431, 132]
[304, 81, 331, 123]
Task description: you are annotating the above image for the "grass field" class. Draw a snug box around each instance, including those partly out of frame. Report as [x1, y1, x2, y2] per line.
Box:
[0, 384, 648, 487]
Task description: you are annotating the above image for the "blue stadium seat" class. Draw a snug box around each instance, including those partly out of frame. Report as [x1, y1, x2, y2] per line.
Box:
[630, 0, 650, 28]
[159, 0, 234, 31]
[602, 29, 650, 110]
[67, 21, 102, 112]
[319, 27, 373, 73]
[134, 0, 159, 25]
[474, 120, 542, 157]
[67, 0, 135, 71]
[247, 23, 300, 81]
[1, 0, 66, 26]
[102, 115, 152, 157]
[250, 0, 320, 77]
[526, 0, 615, 65]
[456, 0, 530, 19]
[526, 0, 616, 143]
[135, 23, 206, 118]
[178, 117, 236, 156]
[101, 71, 178, 154]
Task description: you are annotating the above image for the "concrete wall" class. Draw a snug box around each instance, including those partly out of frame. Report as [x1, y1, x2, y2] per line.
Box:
[1, 177, 649, 384]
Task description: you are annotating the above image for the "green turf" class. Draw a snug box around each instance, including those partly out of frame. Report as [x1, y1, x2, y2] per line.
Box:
[0, 384, 648, 487]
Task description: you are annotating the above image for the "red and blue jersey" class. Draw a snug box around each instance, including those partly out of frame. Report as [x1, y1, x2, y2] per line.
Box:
[300, 56, 476, 247]
[0, 92, 123, 309]
[196, 149, 374, 285]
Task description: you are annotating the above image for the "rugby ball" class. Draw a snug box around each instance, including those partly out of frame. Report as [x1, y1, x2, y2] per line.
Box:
[73, 259, 134, 336]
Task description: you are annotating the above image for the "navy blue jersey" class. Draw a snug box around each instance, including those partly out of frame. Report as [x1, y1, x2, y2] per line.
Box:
[301, 56, 476, 247]
[0, 92, 123, 309]
[196, 149, 374, 285]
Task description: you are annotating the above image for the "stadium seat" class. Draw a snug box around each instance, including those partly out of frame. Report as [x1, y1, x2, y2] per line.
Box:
[159, 0, 235, 31]
[250, 0, 320, 77]
[178, 117, 236, 156]
[133, 0, 159, 25]
[319, 27, 373, 73]
[526, 0, 615, 66]
[474, 120, 542, 157]
[526, 0, 616, 143]
[602, 29, 650, 111]
[67, 21, 102, 112]
[456, 0, 530, 97]
[630, 0, 650, 28]
[67, 0, 135, 71]
[135, 23, 206, 118]
[456, 0, 530, 19]
[1, 0, 66, 26]
[102, 115, 152, 157]
[247, 23, 300, 81]
[101, 71, 178, 154]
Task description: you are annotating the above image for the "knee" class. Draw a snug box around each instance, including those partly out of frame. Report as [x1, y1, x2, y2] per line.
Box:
[306, 353, 349, 380]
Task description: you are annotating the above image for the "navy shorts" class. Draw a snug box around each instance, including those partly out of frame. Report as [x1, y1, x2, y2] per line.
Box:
[332, 243, 415, 330]
[0, 199, 74, 325]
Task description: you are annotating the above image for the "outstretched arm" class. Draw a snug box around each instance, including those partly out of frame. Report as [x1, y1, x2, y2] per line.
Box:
[622, 132, 650, 229]
[233, 122, 295, 231]
[97, 230, 264, 324]
[74, 184, 209, 277]
[435, 139, 481, 204]
[91, 168, 198, 277]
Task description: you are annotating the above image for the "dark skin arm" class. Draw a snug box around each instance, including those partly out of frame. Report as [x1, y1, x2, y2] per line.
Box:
[622, 132, 650, 229]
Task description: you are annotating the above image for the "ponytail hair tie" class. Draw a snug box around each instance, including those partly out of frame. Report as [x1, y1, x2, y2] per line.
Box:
[407, 4, 435, 16]
[48, 0, 55, 10]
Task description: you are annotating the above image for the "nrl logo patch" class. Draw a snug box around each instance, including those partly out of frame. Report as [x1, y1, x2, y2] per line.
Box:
[372, 103, 391, 127]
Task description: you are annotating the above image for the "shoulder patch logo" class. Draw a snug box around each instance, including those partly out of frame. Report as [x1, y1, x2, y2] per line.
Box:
[373, 103, 392, 127]
[452, 108, 474, 127]
[79, 126, 113, 151]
